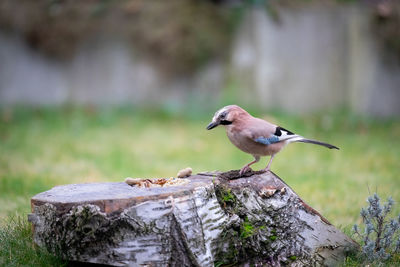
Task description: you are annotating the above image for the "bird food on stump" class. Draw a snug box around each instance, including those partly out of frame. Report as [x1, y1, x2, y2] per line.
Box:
[28, 171, 358, 266]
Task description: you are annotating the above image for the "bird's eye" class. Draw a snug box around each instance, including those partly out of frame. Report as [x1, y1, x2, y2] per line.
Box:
[220, 112, 226, 119]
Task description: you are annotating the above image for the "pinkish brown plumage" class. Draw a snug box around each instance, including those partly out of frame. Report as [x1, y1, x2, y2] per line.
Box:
[206, 105, 339, 175]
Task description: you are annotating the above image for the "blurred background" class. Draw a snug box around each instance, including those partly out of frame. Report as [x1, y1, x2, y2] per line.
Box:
[1, 0, 400, 116]
[0, 1, 400, 264]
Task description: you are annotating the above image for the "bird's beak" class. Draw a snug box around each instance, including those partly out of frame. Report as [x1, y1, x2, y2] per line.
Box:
[206, 121, 219, 130]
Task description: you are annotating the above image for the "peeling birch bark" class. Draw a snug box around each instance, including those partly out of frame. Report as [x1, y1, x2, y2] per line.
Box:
[29, 171, 358, 266]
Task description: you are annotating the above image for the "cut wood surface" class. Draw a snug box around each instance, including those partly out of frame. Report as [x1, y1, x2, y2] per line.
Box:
[29, 171, 358, 266]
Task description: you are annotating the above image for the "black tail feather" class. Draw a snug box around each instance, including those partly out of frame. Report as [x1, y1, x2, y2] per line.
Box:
[295, 139, 339, 150]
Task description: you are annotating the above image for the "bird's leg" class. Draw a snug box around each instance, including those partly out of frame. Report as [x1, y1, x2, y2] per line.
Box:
[263, 154, 275, 172]
[239, 155, 260, 176]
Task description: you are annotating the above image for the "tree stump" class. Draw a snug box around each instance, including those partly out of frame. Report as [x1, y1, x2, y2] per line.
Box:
[28, 171, 358, 266]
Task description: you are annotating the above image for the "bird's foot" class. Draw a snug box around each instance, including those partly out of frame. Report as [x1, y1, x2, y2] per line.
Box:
[239, 166, 252, 176]
[262, 167, 271, 173]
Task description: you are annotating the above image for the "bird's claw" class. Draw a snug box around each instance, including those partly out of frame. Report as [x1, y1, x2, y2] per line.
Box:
[262, 167, 271, 172]
[239, 166, 251, 176]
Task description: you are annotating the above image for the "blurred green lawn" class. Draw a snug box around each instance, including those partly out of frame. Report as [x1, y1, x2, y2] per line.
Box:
[1, 106, 399, 230]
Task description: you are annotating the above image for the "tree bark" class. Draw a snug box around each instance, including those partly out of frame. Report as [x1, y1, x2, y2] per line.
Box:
[29, 171, 358, 266]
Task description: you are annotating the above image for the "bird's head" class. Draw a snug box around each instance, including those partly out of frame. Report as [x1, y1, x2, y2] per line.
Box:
[206, 105, 248, 130]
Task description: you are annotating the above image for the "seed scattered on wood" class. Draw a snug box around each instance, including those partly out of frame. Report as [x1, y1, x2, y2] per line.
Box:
[125, 177, 189, 188]
[177, 167, 192, 178]
[124, 177, 142, 186]
[259, 187, 277, 198]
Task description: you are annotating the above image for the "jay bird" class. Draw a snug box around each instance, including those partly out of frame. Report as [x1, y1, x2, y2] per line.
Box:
[206, 105, 339, 175]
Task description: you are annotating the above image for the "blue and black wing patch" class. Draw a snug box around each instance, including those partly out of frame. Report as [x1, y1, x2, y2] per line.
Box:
[254, 136, 280, 145]
[254, 126, 297, 145]
[274, 126, 294, 136]
[255, 126, 297, 145]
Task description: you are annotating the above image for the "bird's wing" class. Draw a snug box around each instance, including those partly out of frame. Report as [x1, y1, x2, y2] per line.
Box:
[253, 126, 302, 145]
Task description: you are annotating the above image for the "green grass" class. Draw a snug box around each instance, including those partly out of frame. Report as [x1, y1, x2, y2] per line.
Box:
[1, 106, 399, 265]
[0, 215, 66, 266]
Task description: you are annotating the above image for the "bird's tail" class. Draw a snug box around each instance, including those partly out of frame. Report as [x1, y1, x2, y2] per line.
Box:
[294, 138, 339, 149]
[287, 136, 339, 149]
